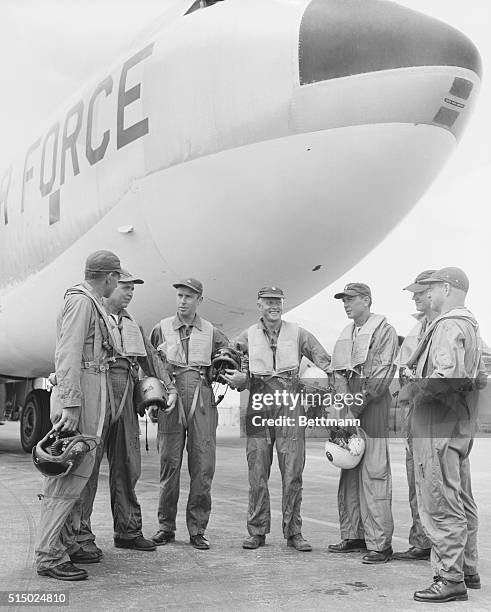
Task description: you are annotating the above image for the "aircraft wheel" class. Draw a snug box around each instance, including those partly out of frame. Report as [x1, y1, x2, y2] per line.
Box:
[20, 390, 51, 452]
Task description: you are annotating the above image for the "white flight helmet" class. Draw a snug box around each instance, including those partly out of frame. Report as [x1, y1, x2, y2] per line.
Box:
[325, 428, 366, 469]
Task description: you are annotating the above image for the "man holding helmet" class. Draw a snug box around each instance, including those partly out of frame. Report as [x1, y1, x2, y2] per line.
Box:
[69, 269, 177, 560]
[329, 283, 398, 564]
[149, 278, 229, 550]
[34, 251, 122, 581]
[224, 286, 331, 552]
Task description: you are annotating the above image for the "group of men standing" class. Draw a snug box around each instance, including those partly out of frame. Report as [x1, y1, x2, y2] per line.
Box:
[34, 250, 485, 604]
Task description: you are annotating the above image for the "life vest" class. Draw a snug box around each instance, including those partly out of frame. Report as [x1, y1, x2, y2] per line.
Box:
[331, 314, 386, 372]
[107, 311, 146, 358]
[247, 321, 299, 376]
[65, 284, 116, 359]
[396, 314, 427, 369]
[159, 317, 213, 367]
[407, 308, 481, 378]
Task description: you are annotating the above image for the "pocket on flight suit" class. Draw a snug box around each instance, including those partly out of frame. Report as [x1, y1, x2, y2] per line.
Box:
[363, 440, 391, 501]
[434, 440, 451, 489]
[419, 448, 446, 518]
[157, 406, 181, 434]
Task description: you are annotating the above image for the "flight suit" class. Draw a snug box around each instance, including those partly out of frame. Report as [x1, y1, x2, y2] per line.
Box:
[35, 282, 112, 571]
[397, 315, 432, 551]
[234, 320, 331, 539]
[332, 314, 398, 552]
[409, 308, 482, 583]
[72, 311, 176, 548]
[150, 314, 228, 536]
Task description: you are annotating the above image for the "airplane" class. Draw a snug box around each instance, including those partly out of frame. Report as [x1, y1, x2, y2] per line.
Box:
[0, 0, 482, 451]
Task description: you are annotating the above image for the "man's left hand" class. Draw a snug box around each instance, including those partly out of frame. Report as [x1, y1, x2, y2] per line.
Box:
[222, 369, 247, 390]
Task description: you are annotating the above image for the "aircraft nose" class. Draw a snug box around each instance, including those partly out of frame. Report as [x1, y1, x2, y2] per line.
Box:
[299, 0, 482, 86]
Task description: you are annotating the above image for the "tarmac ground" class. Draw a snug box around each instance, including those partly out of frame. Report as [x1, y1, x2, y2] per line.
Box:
[0, 421, 490, 612]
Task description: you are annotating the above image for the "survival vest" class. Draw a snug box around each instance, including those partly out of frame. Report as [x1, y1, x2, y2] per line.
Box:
[407, 308, 482, 379]
[331, 314, 386, 372]
[107, 311, 146, 358]
[396, 314, 428, 369]
[247, 321, 299, 376]
[159, 316, 213, 367]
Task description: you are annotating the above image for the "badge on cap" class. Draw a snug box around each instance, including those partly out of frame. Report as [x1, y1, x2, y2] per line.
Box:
[257, 286, 285, 299]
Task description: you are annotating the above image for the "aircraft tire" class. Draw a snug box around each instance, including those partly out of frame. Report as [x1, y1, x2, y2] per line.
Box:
[20, 389, 51, 453]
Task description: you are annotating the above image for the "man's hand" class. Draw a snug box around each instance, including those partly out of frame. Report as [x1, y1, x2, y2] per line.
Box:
[222, 369, 247, 390]
[53, 406, 81, 433]
[167, 392, 178, 410]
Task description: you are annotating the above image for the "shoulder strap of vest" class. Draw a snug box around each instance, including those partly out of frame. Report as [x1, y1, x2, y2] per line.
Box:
[407, 310, 477, 369]
[200, 318, 214, 333]
[160, 317, 174, 336]
[66, 285, 115, 354]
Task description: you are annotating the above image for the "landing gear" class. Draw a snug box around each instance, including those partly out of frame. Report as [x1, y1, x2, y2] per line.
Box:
[20, 389, 51, 452]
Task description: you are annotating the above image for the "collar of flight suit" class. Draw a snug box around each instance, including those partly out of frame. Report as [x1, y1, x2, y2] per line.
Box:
[258, 317, 282, 339]
[406, 307, 479, 370]
[79, 280, 104, 304]
[107, 307, 132, 321]
[172, 313, 203, 331]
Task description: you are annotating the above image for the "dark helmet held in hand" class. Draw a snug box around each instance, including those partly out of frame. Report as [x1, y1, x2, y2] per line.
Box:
[32, 429, 97, 478]
[133, 377, 168, 417]
[210, 347, 242, 383]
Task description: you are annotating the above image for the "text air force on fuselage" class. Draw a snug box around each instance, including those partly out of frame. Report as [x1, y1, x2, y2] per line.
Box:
[0, 43, 154, 227]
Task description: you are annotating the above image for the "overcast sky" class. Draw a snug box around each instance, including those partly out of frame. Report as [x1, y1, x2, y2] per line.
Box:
[0, 0, 489, 346]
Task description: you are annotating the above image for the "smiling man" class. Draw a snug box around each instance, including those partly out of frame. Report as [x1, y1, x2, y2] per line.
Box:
[329, 283, 398, 564]
[225, 286, 331, 552]
[149, 278, 228, 550]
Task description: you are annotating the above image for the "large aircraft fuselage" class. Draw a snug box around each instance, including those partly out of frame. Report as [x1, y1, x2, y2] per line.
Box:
[0, 0, 482, 377]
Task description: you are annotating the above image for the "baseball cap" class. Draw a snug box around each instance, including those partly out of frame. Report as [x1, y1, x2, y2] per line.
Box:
[85, 250, 121, 273]
[173, 278, 203, 294]
[119, 269, 144, 284]
[403, 269, 437, 292]
[334, 283, 371, 300]
[418, 267, 469, 292]
[257, 286, 285, 299]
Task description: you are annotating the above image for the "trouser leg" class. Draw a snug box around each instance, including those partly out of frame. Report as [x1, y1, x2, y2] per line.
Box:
[35, 451, 96, 571]
[359, 436, 393, 551]
[338, 465, 363, 540]
[246, 433, 274, 536]
[275, 427, 305, 539]
[414, 437, 469, 582]
[74, 408, 111, 547]
[107, 399, 143, 540]
[186, 397, 218, 536]
[461, 455, 479, 576]
[157, 408, 186, 533]
[406, 438, 431, 549]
